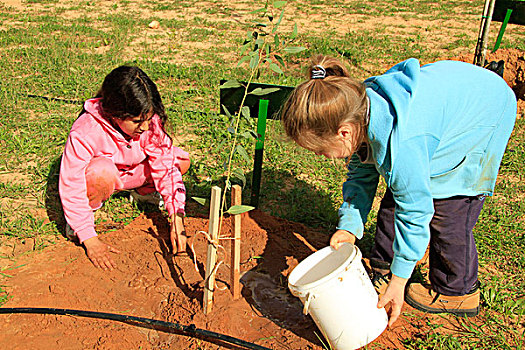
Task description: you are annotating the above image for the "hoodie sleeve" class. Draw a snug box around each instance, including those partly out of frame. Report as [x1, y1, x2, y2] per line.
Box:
[337, 153, 380, 238]
[143, 116, 188, 216]
[389, 135, 436, 279]
[59, 131, 97, 243]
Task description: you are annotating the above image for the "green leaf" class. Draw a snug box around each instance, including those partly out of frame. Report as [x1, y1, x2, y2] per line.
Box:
[240, 43, 251, 55]
[272, 8, 285, 33]
[274, 54, 285, 67]
[269, 63, 284, 74]
[249, 55, 259, 69]
[226, 205, 255, 215]
[237, 54, 251, 67]
[273, 1, 287, 9]
[220, 80, 241, 89]
[284, 46, 306, 54]
[235, 144, 252, 163]
[249, 7, 267, 14]
[240, 130, 258, 139]
[274, 33, 280, 47]
[241, 106, 250, 119]
[232, 168, 247, 187]
[192, 197, 208, 206]
[291, 23, 298, 40]
[221, 104, 232, 118]
[249, 87, 281, 96]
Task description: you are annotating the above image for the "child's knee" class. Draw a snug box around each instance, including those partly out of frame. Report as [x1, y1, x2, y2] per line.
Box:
[85, 157, 120, 206]
[179, 156, 191, 175]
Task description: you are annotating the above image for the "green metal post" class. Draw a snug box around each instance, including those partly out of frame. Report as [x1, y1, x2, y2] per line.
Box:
[250, 99, 269, 207]
[492, 8, 513, 52]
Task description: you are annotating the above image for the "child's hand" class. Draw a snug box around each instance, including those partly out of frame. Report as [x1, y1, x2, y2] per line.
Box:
[330, 230, 356, 249]
[83, 236, 120, 270]
[170, 213, 187, 255]
[377, 274, 408, 327]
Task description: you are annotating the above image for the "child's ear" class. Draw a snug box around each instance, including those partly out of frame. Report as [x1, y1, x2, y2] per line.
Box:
[337, 123, 357, 141]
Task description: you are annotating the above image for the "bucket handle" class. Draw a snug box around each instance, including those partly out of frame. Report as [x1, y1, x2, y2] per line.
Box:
[303, 293, 313, 315]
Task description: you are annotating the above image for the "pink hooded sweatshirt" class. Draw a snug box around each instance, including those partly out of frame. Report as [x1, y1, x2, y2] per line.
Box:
[59, 98, 187, 243]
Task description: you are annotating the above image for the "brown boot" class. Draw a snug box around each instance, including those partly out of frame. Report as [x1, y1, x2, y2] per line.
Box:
[405, 282, 480, 317]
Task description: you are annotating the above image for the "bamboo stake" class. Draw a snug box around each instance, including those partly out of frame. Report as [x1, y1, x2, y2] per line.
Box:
[474, 0, 497, 66]
[203, 186, 221, 314]
[479, 0, 497, 65]
[230, 185, 242, 300]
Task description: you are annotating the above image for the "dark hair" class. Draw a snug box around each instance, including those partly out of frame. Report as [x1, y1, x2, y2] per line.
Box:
[96, 66, 167, 125]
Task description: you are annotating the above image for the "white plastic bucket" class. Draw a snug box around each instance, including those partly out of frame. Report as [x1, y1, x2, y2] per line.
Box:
[288, 243, 388, 350]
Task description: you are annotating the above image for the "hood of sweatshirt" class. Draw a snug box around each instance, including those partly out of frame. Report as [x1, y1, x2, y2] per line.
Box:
[364, 58, 420, 171]
[82, 97, 140, 145]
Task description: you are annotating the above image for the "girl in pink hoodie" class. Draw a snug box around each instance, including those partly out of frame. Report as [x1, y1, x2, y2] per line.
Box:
[59, 66, 190, 270]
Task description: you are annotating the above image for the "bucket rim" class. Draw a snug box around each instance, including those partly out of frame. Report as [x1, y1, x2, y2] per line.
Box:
[288, 243, 360, 292]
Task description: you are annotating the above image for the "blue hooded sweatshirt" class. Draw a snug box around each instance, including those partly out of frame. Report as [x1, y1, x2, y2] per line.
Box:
[337, 59, 517, 279]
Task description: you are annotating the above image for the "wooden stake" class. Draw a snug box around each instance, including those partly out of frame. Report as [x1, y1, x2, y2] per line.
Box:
[203, 186, 221, 314]
[231, 185, 242, 300]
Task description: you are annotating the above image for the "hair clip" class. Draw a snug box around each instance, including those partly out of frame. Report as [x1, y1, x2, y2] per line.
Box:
[311, 65, 326, 79]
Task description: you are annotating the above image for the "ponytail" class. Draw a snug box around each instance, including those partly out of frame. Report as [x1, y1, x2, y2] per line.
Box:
[281, 55, 367, 154]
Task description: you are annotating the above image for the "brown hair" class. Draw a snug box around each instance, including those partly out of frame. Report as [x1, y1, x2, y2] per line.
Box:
[281, 55, 368, 155]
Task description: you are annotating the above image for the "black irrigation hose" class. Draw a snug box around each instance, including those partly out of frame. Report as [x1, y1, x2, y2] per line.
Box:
[0, 307, 271, 350]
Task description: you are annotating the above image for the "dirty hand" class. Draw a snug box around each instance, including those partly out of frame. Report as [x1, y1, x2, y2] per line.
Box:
[83, 236, 120, 270]
[170, 213, 187, 255]
[329, 230, 356, 250]
[377, 274, 408, 327]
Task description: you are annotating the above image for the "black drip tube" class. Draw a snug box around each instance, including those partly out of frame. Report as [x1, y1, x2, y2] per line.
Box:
[0, 307, 271, 350]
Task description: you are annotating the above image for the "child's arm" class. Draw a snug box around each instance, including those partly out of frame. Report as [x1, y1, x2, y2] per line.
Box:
[83, 236, 121, 270]
[387, 136, 435, 280]
[143, 116, 188, 252]
[336, 153, 380, 239]
[378, 274, 408, 327]
[59, 131, 98, 242]
[60, 128, 121, 268]
[330, 230, 356, 249]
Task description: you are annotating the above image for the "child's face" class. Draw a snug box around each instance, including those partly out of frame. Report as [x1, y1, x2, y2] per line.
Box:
[114, 114, 153, 138]
[313, 137, 353, 159]
[308, 123, 360, 159]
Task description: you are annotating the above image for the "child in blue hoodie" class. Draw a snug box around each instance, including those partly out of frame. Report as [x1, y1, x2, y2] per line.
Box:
[281, 55, 516, 326]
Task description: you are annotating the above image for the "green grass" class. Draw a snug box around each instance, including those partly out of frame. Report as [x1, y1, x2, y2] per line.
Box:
[0, 0, 524, 348]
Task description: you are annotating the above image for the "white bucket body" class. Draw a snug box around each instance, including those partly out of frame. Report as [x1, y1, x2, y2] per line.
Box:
[288, 244, 388, 350]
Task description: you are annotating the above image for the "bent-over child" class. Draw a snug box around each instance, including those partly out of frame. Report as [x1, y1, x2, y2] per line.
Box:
[281, 55, 517, 326]
[59, 66, 190, 270]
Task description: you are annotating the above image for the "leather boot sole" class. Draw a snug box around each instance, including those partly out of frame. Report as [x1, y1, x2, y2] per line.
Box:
[405, 283, 480, 317]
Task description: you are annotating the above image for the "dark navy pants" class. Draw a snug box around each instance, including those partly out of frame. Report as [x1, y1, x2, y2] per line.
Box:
[370, 189, 484, 296]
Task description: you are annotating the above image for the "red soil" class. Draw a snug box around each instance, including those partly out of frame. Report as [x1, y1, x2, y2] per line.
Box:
[0, 209, 446, 349]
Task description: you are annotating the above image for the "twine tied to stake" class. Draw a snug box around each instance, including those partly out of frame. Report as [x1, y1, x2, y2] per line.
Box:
[189, 231, 238, 292]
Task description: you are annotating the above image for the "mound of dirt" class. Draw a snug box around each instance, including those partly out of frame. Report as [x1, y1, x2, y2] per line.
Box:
[0, 210, 444, 349]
